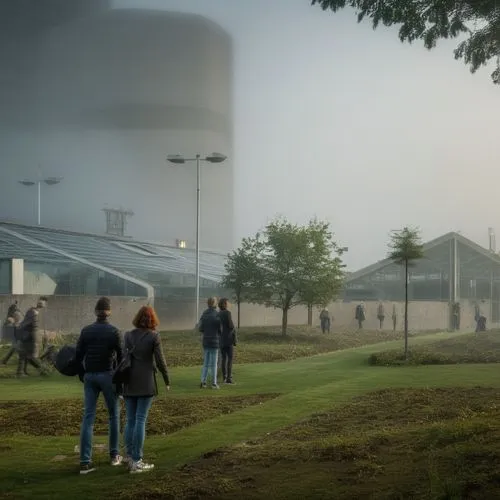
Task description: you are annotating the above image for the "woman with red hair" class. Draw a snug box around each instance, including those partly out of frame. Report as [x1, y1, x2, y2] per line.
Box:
[123, 305, 170, 473]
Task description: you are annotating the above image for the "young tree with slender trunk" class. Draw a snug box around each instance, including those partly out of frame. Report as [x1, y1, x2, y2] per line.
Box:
[221, 238, 261, 328]
[388, 227, 424, 360]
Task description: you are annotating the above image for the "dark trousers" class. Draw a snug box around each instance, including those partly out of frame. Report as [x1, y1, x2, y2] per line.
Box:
[2, 344, 18, 364]
[17, 354, 43, 375]
[220, 345, 234, 381]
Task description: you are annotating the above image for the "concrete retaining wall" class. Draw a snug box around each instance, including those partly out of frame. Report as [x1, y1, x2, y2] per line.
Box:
[0, 295, 493, 334]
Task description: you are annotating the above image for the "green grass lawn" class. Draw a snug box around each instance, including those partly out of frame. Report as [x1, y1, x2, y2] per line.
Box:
[369, 330, 500, 366]
[2, 328, 500, 499]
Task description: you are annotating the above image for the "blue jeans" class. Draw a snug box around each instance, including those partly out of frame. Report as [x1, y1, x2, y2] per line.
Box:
[124, 396, 153, 462]
[80, 372, 120, 465]
[201, 348, 218, 385]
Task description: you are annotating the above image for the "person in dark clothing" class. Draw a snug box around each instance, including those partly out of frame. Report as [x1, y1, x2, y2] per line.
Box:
[17, 297, 48, 377]
[198, 297, 221, 389]
[355, 303, 365, 330]
[319, 308, 331, 334]
[218, 298, 237, 384]
[123, 305, 170, 474]
[1, 302, 24, 368]
[377, 302, 385, 330]
[75, 297, 123, 475]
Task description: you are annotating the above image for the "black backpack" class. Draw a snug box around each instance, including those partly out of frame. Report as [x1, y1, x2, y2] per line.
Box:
[55, 345, 81, 377]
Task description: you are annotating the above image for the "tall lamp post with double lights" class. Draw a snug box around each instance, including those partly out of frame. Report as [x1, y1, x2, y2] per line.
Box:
[167, 152, 227, 324]
[19, 167, 63, 226]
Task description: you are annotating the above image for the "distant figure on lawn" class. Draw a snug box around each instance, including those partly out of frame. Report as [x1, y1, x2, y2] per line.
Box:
[122, 305, 170, 474]
[75, 297, 123, 475]
[16, 297, 48, 377]
[218, 298, 237, 384]
[392, 304, 398, 332]
[452, 302, 461, 330]
[1, 301, 23, 367]
[198, 297, 221, 389]
[355, 303, 365, 330]
[319, 308, 331, 334]
[377, 302, 385, 330]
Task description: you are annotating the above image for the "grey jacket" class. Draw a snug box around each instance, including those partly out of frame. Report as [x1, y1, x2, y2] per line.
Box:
[122, 329, 169, 397]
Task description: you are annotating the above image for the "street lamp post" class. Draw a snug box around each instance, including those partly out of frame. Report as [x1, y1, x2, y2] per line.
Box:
[167, 152, 227, 324]
[19, 167, 63, 225]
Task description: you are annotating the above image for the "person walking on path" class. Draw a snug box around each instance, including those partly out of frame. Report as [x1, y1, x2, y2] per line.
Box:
[1, 302, 23, 368]
[218, 298, 237, 384]
[16, 297, 48, 377]
[122, 305, 170, 474]
[199, 297, 221, 389]
[75, 297, 123, 475]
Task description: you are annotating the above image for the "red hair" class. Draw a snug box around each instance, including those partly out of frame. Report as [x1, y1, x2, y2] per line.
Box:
[132, 306, 160, 330]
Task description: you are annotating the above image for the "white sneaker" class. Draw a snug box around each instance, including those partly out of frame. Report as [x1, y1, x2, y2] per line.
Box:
[130, 459, 154, 473]
[110, 455, 123, 466]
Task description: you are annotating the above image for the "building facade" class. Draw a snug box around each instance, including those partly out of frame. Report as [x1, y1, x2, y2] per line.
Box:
[0, 1, 234, 252]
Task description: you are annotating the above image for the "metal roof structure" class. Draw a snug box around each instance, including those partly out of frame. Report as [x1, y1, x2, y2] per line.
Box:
[0, 221, 227, 293]
[347, 232, 500, 283]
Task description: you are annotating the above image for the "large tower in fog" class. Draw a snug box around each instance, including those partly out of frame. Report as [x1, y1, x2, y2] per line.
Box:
[0, 0, 234, 251]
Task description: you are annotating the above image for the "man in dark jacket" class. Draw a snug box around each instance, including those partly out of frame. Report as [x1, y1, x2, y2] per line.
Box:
[16, 297, 47, 377]
[198, 297, 221, 389]
[75, 297, 123, 475]
[218, 298, 237, 384]
[1, 301, 23, 368]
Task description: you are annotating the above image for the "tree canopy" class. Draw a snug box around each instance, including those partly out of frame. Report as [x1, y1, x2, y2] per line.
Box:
[223, 218, 345, 335]
[388, 226, 425, 266]
[311, 0, 500, 84]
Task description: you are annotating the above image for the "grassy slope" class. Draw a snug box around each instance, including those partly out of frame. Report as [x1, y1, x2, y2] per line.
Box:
[370, 331, 500, 365]
[1, 330, 494, 499]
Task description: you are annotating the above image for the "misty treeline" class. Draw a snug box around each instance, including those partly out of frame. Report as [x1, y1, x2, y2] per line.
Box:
[221, 218, 346, 335]
[312, 0, 500, 84]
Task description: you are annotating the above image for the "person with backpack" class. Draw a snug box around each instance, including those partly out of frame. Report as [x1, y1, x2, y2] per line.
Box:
[218, 298, 237, 384]
[198, 297, 221, 389]
[75, 297, 123, 475]
[122, 305, 170, 474]
[17, 297, 48, 377]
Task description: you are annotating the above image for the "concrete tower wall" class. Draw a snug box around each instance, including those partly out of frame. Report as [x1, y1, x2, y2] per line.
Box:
[0, 5, 234, 252]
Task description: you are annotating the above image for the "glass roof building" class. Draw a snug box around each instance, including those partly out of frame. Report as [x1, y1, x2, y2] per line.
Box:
[344, 232, 500, 322]
[0, 222, 226, 300]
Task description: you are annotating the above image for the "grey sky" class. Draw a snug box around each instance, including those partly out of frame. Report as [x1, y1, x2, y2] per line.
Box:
[115, 0, 500, 270]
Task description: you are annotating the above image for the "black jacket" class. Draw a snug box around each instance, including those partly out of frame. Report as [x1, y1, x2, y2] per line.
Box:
[123, 329, 169, 397]
[75, 319, 122, 373]
[219, 309, 237, 348]
[198, 307, 221, 349]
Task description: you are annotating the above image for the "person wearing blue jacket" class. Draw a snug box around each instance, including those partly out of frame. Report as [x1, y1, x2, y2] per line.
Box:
[198, 297, 221, 389]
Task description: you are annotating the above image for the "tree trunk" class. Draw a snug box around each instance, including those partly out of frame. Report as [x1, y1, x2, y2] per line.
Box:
[404, 260, 409, 360]
[307, 304, 313, 326]
[237, 300, 241, 329]
[281, 308, 288, 336]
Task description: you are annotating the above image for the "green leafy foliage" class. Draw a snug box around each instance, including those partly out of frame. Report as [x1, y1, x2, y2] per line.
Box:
[311, 0, 500, 84]
[224, 218, 345, 335]
[388, 226, 424, 266]
[221, 238, 263, 326]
